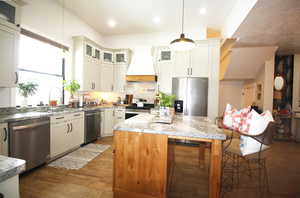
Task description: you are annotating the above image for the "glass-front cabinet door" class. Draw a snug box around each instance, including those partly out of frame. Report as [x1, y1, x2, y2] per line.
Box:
[103, 51, 113, 63]
[115, 51, 127, 64]
[94, 48, 100, 60]
[85, 44, 92, 57]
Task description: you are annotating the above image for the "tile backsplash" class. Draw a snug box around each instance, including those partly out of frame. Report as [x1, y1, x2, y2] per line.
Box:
[125, 82, 157, 103]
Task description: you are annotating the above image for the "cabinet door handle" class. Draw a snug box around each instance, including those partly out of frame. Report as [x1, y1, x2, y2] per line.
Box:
[70, 123, 73, 132]
[15, 72, 19, 84]
[191, 67, 192, 75]
[187, 68, 189, 75]
[3, 128, 8, 142]
[67, 123, 70, 133]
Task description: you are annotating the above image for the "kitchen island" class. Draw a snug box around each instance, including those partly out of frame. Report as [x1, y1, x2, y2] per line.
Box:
[113, 113, 226, 198]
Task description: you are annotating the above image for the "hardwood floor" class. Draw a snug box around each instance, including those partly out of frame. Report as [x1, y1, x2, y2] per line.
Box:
[20, 137, 300, 198]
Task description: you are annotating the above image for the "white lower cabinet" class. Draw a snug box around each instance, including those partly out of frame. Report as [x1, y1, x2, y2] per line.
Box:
[0, 123, 8, 156]
[102, 108, 114, 137]
[0, 175, 20, 198]
[68, 113, 85, 149]
[114, 107, 125, 125]
[50, 112, 84, 158]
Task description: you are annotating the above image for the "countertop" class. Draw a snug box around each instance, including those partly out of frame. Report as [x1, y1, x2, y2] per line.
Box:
[0, 104, 120, 123]
[114, 113, 227, 141]
[0, 155, 25, 183]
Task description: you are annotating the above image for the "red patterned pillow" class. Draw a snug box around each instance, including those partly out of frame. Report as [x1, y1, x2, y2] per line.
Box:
[231, 106, 251, 131]
[239, 110, 253, 134]
[223, 104, 237, 129]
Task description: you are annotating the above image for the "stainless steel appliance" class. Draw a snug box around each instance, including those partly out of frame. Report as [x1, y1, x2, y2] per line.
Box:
[172, 77, 208, 116]
[85, 110, 101, 144]
[125, 103, 154, 119]
[9, 117, 50, 171]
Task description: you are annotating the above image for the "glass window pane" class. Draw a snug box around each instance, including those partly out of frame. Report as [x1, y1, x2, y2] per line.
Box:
[19, 35, 63, 75]
[16, 71, 63, 106]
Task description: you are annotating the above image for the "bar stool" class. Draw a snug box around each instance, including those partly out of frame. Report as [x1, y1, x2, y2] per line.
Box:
[221, 122, 276, 198]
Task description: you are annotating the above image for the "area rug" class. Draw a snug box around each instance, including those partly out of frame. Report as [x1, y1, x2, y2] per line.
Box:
[48, 144, 110, 170]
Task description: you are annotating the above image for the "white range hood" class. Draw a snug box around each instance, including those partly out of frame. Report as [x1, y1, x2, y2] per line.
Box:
[127, 47, 155, 75]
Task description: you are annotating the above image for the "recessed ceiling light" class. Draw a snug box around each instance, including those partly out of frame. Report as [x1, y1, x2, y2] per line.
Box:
[199, 8, 206, 15]
[107, 19, 116, 28]
[152, 16, 161, 24]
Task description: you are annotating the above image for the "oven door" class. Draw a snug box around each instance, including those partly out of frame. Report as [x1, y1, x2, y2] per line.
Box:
[125, 112, 138, 119]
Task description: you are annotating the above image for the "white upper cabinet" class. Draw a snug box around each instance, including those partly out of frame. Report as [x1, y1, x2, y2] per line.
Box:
[190, 43, 209, 77]
[174, 51, 190, 77]
[74, 36, 131, 92]
[114, 64, 127, 93]
[73, 36, 101, 91]
[100, 63, 114, 92]
[173, 43, 210, 78]
[0, 24, 19, 88]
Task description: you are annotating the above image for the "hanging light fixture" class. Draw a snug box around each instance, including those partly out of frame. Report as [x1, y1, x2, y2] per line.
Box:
[170, 0, 195, 51]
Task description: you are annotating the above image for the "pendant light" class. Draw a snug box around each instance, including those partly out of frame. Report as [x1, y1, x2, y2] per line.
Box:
[170, 0, 195, 51]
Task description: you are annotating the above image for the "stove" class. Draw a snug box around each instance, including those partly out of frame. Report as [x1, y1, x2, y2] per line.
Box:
[125, 103, 154, 119]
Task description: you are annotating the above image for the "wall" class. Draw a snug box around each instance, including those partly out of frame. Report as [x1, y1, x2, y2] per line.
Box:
[0, 0, 105, 107]
[244, 66, 265, 109]
[103, 29, 206, 75]
[219, 80, 244, 115]
[293, 54, 300, 111]
[263, 57, 275, 111]
[222, 0, 257, 38]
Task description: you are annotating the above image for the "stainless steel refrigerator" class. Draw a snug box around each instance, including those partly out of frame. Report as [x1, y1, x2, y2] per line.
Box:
[172, 77, 208, 116]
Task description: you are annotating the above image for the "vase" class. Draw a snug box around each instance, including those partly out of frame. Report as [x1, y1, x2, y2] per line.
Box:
[21, 98, 28, 107]
[160, 107, 170, 117]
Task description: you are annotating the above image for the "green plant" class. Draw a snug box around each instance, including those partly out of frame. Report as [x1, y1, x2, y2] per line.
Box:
[158, 92, 175, 107]
[17, 82, 38, 98]
[63, 80, 80, 98]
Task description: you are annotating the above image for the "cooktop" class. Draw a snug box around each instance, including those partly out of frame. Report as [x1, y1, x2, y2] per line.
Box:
[126, 103, 155, 110]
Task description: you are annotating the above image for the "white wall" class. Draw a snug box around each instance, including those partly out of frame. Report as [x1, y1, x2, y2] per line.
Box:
[293, 54, 300, 111]
[263, 56, 274, 111]
[104, 29, 206, 75]
[219, 80, 244, 115]
[244, 66, 265, 109]
[222, 0, 257, 38]
[0, 0, 104, 107]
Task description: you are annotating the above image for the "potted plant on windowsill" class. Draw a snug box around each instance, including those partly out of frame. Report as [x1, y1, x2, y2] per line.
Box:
[158, 92, 175, 117]
[63, 80, 80, 107]
[17, 82, 38, 107]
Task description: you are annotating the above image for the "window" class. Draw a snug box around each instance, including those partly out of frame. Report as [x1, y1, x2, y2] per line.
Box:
[16, 34, 65, 106]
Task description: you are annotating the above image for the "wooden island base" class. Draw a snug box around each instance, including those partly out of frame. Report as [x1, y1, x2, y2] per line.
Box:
[113, 131, 222, 198]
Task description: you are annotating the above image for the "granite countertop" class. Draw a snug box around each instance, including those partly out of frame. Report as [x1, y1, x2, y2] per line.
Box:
[114, 113, 227, 140]
[0, 104, 118, 123]
[0, 155, 25, 183]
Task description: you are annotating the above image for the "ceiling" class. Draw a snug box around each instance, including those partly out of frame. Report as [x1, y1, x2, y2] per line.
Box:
[224, 46, 278, 80]
[56, 0, 238, 36]
[233, 0, 300, 54]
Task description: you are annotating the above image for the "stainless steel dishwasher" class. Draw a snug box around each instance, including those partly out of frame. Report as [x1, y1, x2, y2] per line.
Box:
[9, 117, 50, 171]
[84, 110, 101, 144]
